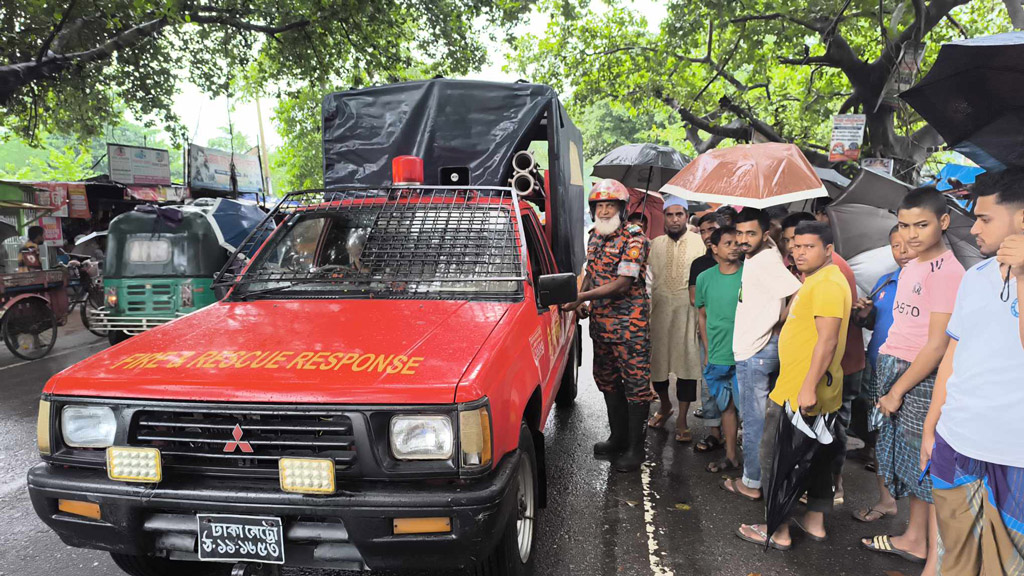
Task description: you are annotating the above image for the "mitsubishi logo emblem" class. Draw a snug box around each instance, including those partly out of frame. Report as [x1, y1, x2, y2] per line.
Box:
[224, 424, 254, 453]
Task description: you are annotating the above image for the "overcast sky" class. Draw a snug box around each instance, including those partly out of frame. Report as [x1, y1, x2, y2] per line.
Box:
[173, 1, 666, 151]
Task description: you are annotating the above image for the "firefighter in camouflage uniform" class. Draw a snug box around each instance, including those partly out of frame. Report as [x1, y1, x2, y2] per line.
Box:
[562, 178, 653, 472]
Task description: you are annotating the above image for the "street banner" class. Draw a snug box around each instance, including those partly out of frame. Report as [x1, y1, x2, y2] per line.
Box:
[188, 144, 264, 194]
[861, 157, 894, 175]
[67, 183, 90, 219]
[108, 144, 172, 186]
[881, 41, 927, 109]
[32, 182, 69, 217]
[828, 115, 867, 163]
[40, 216, 63, 246]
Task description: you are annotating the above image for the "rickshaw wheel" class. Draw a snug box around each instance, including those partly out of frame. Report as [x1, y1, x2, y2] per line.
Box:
[82, 294, 107, 338]
[2, 298, 58, 361]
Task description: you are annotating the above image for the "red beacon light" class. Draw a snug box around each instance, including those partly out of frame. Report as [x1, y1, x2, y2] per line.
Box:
[392, 155, 424, 186]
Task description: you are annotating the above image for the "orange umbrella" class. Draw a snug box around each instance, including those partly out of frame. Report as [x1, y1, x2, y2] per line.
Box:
[659, 143, 827, 209]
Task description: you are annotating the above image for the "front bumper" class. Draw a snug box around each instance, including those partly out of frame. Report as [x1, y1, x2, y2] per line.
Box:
[87, 308, 183, 334]
[27, 452, 519, 571]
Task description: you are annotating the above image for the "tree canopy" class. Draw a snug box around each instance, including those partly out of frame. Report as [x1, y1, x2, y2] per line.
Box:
[508, 0, 1012, 178]
[1, 0, 530, 143]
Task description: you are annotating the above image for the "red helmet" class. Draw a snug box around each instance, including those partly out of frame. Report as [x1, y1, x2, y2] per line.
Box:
[588, 179, 630, 204]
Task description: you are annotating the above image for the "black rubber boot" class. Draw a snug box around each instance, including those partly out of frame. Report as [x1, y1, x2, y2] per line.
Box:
[613, 401, 650, 472]
[594, 390, 629, 459]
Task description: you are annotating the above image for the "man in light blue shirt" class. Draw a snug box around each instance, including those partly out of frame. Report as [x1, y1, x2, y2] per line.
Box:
[921, 168, 1024, 575]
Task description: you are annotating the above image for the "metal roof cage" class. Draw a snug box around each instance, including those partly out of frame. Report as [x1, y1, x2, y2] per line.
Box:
[216, 186, 528, 300]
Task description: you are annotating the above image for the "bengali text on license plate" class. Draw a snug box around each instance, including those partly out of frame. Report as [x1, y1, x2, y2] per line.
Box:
[197, 514, 285, 564]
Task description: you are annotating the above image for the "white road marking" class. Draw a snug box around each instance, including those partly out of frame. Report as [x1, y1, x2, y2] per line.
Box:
[0, 342, 105, 372]
[641, 462, 674, 576]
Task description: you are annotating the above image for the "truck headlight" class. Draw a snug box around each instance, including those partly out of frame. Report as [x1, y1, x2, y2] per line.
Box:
[389, 415, 453, 460]
[61, 405, 116, 448]
[459, 406, 492, 468]
[105, 286, 118, 308]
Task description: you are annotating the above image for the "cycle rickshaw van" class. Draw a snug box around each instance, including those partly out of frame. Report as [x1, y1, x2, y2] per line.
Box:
[92, 199, 265, 345]
[29, 79, 586, 576]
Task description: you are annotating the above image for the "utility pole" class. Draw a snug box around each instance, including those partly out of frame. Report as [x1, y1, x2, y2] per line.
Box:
[255, 98, 273, 196]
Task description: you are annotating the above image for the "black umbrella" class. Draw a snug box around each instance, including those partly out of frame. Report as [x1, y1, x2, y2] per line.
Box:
[947, 201, 984, 269]
[764, 404, 837, 550]
[901, 32, 1024, 171]
[592, 143, 690, 191]
[813, 167, 851, 199]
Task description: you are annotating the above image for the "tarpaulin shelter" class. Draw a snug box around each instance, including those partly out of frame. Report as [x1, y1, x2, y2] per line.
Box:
[901, 32, 1024, 171]
[931, 164, 984, 191]
[660, 143, 827, 209]
[321, 79, 586, 275]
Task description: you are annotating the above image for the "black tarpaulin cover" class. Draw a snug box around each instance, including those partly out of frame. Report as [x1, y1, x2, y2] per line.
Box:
[321, 79, 586, 274]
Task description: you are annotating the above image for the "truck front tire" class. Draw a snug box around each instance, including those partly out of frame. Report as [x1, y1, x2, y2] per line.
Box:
[109, 553, 229, 576]
[473, 423, 538, 576]
[554, 330, 578, 408]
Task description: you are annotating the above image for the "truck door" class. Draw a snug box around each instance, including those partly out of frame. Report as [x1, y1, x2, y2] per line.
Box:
[520, 208, 568, 392]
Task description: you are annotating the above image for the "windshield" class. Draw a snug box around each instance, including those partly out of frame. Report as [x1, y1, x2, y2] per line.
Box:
[232, 190, 526, 300]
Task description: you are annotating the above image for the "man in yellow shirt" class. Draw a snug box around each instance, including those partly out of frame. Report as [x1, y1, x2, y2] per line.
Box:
[737, 220, 850, 550]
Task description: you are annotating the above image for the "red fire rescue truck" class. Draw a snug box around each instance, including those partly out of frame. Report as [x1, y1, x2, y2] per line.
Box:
[28, 79, 587, 576]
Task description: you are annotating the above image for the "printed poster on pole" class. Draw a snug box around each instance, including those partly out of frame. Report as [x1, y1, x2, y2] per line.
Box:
[40, 216, 63, 247]
[861, 157, 895, 176]
[828, 115, 867, 163]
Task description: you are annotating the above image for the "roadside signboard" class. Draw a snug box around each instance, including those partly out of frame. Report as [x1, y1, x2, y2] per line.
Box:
[108, 144, 172, 186]
[32, 182, 69, 217]
[188, 144, 264, 194]
[828, 115, 867, 163]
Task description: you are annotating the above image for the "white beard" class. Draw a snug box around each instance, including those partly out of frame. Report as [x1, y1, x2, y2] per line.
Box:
[593, 214, 621, 236]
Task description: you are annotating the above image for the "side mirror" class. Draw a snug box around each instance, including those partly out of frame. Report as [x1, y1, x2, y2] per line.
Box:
[537, 273, 578, 308]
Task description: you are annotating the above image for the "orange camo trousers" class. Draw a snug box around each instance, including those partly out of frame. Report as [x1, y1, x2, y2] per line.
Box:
[592, 337, 654, 403]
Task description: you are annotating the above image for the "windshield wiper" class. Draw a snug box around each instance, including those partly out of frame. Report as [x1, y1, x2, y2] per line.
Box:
[235, 281, 328, 300]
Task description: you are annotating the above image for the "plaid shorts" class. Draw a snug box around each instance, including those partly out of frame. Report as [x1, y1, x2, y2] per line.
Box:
[875, 354, 936, 502]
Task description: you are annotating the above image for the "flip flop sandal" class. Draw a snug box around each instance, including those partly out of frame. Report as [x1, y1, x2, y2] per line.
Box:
[675, 429, 693, 443]
[705, 458, 740, 473]
[852, 507, 895, 523]
[694, 434, 724, 453]
[720, 478, 762, 502]
[647, 409, 674, 429]
[736, 524, 791, 551]
[861, 535, 926, 564]
[790, 517, 827, 542]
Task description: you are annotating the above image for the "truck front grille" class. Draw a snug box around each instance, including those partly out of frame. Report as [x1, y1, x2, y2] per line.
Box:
[129, 409, 358, 477]
[124, 282, 176, 313]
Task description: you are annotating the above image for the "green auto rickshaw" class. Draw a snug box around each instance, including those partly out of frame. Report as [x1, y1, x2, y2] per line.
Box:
[94, 199, 266, 345]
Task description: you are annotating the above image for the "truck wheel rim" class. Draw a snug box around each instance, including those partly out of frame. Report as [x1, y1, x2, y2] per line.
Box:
[516, 456, 535, 563]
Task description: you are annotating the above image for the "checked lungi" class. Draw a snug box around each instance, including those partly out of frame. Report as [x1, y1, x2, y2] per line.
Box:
[875, 353, 936, 502]
[932, 433, 1024, 576]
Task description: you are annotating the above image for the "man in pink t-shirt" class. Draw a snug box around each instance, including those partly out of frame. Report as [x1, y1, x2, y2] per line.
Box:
[860, 189, 965, 575]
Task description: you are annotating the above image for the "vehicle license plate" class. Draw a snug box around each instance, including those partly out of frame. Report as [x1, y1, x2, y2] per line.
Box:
[197, 514, 285, 564]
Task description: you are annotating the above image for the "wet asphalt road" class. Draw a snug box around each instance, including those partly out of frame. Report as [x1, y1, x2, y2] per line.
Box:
[0, 320, 923, 576]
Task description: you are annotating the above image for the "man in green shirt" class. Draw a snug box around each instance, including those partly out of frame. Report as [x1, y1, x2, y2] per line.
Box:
[695, 226, 743, 474]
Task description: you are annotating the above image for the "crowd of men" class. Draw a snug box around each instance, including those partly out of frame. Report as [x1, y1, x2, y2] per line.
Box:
[563, 170, 1024, 575]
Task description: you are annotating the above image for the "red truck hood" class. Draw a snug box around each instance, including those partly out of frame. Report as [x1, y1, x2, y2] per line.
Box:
[46, 299, 511, 404]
